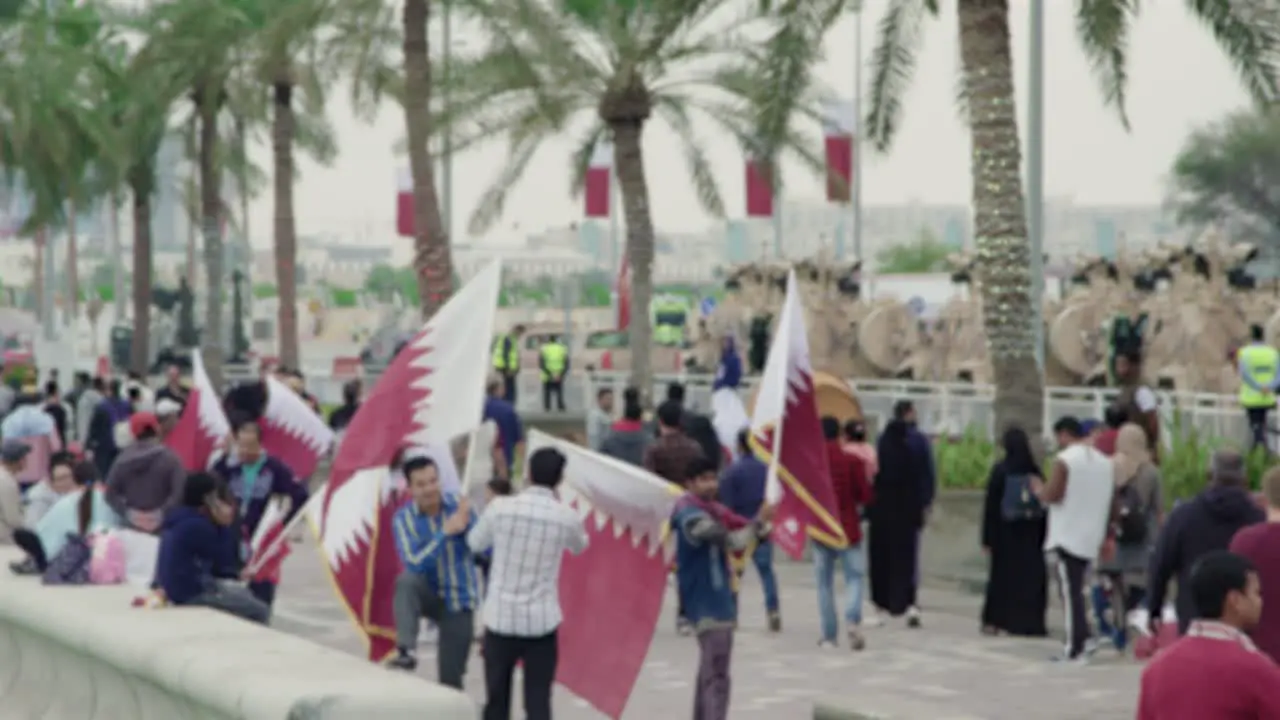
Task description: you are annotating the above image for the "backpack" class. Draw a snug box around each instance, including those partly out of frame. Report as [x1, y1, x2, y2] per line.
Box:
[1000, 473, 1045, 521]
[42, 534, 92, 586]
[88, 530, 127, 584]
[1113, 483, 1148, 545]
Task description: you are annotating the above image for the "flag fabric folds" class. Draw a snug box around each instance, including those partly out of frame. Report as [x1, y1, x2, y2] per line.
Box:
[745, 156, 774, 217]
[164, 351, 230, 471]
[307, 260, 503, 662]
[749, 269, 847, 559]
[823, 99, 856, 203]
[261, 373, 334, 479]
[525, 429, 680, 720]
[246, 497, 291, 582]
[395, 168, 413, 237]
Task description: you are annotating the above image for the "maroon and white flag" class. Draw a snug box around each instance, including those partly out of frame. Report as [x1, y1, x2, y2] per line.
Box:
[395, 167, 413, 237]
[584, 141, 612, 218]
[246, 497, 291, 582]
[525, 429, 679, 719]
[261, 373, 334, 479]
[165, 351, 230, 471]
[823, 99, 855, 203]
[307, 260, 502, 662]
[750, 269, 847, 558]
[745, 155, 773, 217]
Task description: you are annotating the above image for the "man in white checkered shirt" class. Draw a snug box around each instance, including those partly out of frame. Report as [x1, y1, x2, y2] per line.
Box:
[468, 446, 588, 720]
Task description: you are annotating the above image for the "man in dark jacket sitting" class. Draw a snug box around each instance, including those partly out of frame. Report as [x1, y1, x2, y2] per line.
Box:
[153, 472, 269, 624]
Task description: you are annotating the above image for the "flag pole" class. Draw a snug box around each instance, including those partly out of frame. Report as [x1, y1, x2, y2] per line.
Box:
[852, 2, 867, 295]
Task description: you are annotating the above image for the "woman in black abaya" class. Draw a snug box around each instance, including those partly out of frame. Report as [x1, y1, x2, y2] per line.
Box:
[868, 416, 928, 620]
[979, 427, 1048, 637]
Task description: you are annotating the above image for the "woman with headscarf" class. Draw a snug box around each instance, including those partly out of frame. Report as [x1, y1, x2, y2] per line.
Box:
[1095, 423, 1163, 638]
[979, 426, 1048, 636]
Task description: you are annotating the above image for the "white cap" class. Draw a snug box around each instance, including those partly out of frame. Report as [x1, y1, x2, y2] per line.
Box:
[155, 398, 182, 417]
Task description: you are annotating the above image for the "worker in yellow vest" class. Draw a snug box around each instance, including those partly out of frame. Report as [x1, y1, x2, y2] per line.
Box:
[1238, 324, 1280, 450]
[539, 335, 570, 412]
[491, 324, 525, 404]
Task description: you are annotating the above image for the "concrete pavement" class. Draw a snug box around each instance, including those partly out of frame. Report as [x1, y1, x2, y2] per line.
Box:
[270, 548, 1141, 719]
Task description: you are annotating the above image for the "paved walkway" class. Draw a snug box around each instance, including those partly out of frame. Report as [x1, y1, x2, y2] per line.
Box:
[270, 549, 1141, 719]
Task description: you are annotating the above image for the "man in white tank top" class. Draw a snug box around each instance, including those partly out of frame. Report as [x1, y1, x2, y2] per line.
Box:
[1034, 416, 1115, 662]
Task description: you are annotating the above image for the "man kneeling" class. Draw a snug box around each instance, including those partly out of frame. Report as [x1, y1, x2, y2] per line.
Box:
[153, 472, 269, 625]
[387, 456, 478, 688]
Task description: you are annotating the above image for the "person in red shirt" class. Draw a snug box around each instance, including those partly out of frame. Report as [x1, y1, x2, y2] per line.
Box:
[1229, 466, 1280, 662]
[1138, 550, 1280, 719]
[814, 416, 874, 651]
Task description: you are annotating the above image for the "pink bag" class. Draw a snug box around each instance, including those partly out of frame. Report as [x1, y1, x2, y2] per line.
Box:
[88, 531, 127, 585]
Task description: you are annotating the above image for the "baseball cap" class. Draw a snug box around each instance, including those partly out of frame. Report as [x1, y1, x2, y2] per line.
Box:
[129, 412, 161, 439]
[155, 398, 182, 418]
[0, 440, 30, 463]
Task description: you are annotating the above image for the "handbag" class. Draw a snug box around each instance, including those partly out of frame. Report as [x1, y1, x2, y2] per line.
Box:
[1000, 473, 1045, 521]
[42, 533, 92, 586]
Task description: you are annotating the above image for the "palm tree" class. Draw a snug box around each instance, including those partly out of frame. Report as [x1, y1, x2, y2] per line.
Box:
[865, 0, 1280, 439]
[431, 0, 843, 400]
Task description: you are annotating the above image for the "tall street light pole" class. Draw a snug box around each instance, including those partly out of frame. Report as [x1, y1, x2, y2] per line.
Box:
[1028, 0, 1045, 371]
[441, 0, 453, 245]
[852, 2, 865, 293]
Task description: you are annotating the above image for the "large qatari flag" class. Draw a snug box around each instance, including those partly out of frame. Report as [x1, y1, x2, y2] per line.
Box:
[165, 351, 229, 471]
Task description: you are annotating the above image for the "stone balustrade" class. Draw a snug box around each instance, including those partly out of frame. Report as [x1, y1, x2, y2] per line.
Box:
[0, 547, 475, 719]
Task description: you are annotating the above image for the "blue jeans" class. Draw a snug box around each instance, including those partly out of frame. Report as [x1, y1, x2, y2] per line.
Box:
[814, 542, 864, 642]
[746, 541, 779, 614]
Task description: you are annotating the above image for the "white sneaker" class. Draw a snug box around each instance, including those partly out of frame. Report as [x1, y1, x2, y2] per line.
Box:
[817, 639, 839, 650]
[905, 606, 922, 629]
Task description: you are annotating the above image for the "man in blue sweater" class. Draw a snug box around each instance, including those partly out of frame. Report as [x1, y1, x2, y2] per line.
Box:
[153, 472, 269, 624]
[674, 456, 771, 720]
[387, 456, 479, 688]
[718, 430, 780, 631]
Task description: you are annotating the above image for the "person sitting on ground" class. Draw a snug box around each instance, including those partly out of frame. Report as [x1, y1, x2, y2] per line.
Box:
[1137, 551, 1280, 718]
[153, 472, 268, 624]
[600, 388, 652, 468]
[23, 451, 78, 528]
[104, 412, 188, 534]
[0, 440, 31, 544]
[12, 460, 120, 574]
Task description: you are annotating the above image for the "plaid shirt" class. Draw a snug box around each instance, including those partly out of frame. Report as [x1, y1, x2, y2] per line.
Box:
[644, 431, 703, 487]
[468, 487, 588, 637]
[393, 499, 480, 613]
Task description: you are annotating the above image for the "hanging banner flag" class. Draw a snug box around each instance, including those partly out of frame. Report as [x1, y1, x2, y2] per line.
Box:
[584, 140, 613, 218]
[823, 99, 856, 204]
[745, 155, 773, 218]
[395, 167, 413, 237]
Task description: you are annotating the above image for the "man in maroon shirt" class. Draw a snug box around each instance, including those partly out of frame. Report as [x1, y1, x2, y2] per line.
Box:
[813, 416, 874, 651]
[1229, 466, 1280, 662]
[1138, 551, 1280, 719]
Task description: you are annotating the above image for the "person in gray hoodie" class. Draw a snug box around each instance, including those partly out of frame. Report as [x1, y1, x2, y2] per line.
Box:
[104, 412, 187, 533]
[600, 390, 652, 468]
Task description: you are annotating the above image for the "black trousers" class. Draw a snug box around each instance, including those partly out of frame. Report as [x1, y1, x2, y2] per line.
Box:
[13, 529, 47, 570]
[501, 373, 517, 404]
[1246, 406, 1271, 450]
[483, 629, 558, 720]
[542, 380, 565, 411]
[248, 580, 276, 607]
[1052, 548, 1090, 659]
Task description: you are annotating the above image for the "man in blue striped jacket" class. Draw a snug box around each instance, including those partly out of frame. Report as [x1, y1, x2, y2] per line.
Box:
[387, 455, 479, 688]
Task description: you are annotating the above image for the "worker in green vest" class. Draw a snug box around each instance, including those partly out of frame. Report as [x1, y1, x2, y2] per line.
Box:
[491, 324, 525, 404]
[539, 335, 570, 412]
[1238, 324, 1280, 450]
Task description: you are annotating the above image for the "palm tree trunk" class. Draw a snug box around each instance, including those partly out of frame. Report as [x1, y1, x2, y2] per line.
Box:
[185, 121, 198, 290]
[272, 80, 300, 370]
[197, 84, 225, 387]
[66, 200, 79, 320]
[402, 0, 452, 320]
[33, 229, 45, 318]
[110, 192, 125, 321]
[957, 0, 1043, 442]
[130, 188, 152, 376]
[611, 121, 656, 405]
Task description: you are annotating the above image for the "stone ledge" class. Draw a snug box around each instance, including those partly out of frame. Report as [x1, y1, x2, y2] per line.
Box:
[0, 547, 475, 719]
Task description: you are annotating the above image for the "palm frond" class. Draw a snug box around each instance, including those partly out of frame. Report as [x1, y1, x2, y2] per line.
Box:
[1074, 0, 1136, 130]
[653, 96, 724, 216]
[1185, 0, 1280, 105]
[467, 132, 543, 235]
[864, 0, 937, 152]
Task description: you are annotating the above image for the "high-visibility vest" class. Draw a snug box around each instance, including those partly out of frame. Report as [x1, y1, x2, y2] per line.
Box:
[1239, 343, 1280, 408]
[491, 335, 519, 372]
[539, 342, 568, 381]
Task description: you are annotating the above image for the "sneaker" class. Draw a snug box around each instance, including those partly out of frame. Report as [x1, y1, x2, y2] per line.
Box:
[8, 559, 38, 576]
[767, 612, 782, 633]
[817, 638, 839, 649]
[847, 626, 866, 651]
[676, 617, 694, 636]
[905, 606, 922, 629]
[1050, 653, 1090, 666]
[386, 649, 418, 671]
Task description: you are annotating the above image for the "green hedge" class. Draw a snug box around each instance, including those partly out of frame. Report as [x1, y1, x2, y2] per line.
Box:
[933, 419, 1275, 504]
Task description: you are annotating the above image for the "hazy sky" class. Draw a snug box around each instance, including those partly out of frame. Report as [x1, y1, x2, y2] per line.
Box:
[250, 1, 1251, 246]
